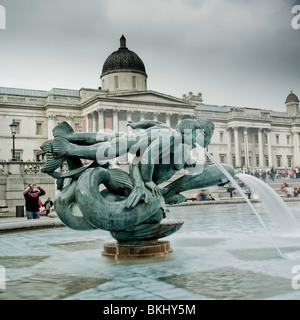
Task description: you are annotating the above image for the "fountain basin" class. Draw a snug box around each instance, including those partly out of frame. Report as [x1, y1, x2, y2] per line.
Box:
[1, 202, 300, 300]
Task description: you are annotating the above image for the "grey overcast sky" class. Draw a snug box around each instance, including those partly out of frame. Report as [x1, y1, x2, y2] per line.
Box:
[0, 0, 299, 111]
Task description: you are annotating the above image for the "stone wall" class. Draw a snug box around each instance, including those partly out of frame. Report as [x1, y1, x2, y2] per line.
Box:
[0, 161, 212, 216]
[0, 162, 56, 214]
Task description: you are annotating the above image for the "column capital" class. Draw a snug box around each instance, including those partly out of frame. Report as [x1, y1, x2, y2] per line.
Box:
[65, 113, 74, 120]
[46, 113, 56, 120]
[291, 129, 300, 135]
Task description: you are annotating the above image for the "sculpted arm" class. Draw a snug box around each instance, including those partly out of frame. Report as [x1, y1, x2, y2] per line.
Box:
[140, 135, 172, 195]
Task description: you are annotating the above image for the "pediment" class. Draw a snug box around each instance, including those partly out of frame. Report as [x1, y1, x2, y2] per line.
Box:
[105, 90, 193, 106]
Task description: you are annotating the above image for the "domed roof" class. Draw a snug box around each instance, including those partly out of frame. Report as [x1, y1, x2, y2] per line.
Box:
[285, 90, 299, 104]
[101, 35, 147, 78]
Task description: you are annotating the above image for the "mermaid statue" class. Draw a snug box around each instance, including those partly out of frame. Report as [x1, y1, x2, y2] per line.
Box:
[40, 118, 235, 245]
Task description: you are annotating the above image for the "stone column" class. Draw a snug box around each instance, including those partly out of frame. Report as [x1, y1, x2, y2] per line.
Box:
[153, 112, 158, 121]
[293, 131, 300, 167]
[140, 111, 145, 121]
[46, 113, 56, 139]
[266, 129, 273, 168]
[113, 109, 118, 133]
[226, 128, 232, 165]
[97, 109, 104, 132]
[244, 128, 249, 168]
[258, 128, 264, 167]
[233, 127, 240, 167]
[92, 112, 98, 132]
[86, 113, 92, 133]
[127, 110, 132, 134]
[166, 113, 171, 127]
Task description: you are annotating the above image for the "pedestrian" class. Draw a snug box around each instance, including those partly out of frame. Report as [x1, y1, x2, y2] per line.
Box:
[38, 199, 45, 215]
[284, 185, 294, 198]
[207, 191, 215, 201]
[196, 190, 208, 201]
[43, 197, 54, 216]
[261, 170, 267, 182]
[281, 182, 289, 192]
[23, 184, 46, 219]
[271, 166, 276, 181]
[226, 184, 235, 198]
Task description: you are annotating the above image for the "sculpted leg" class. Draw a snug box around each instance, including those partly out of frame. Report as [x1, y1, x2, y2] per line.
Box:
[162, 164, 236, 204]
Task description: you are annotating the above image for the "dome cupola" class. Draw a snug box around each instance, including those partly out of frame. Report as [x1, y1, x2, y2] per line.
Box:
[101, 35, 147, 77]
[100, 36, 147, 92]
[285, 90, 299, 104]
[285, 90, 299, 117]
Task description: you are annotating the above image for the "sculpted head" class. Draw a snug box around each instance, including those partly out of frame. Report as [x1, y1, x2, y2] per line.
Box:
[176, 119, 215, 147]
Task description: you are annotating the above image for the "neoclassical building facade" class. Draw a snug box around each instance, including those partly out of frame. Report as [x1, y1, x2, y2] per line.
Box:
[195, 94, 300, 169]
[0, 35, 299, 170]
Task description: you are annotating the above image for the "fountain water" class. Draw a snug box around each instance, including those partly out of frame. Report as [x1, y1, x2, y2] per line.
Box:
[236, 173, 300, 234]
[202, 148, 284, 258]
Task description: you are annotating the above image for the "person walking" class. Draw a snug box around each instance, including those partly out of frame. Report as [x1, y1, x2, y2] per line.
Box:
[23, 184, 46, 219]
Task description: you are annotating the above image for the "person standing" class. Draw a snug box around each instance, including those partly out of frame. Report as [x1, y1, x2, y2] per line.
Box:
[261, 170, 267, 182]
[226, 184, 235, 198]
[270, 166, 276, 181]
[23, 184, 46, 219]
[43, 197, 54, 216]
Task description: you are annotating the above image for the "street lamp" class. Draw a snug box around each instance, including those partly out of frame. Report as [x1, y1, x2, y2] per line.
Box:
[9, 119, 17, 161]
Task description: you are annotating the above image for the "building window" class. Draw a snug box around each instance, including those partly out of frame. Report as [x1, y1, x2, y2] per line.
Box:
[74, 123, 82, 133]
[114, 76, 119, 89]
[276, 156, 281, 167]
[34, 150, 45, 161]
[232, 155, 236, 167]
[220, 154, 226, 163]
[11, 150, 22, 161]
[256, 156, 259, 167]
[287, 135, 290, 145]
[255, 134, 258, 144]
[287, 156, 292, 168]
[132, 76, 137, 89]
[265, 155, 269, 167]
[219, 132, 224, 143]
[206, 153, 213, 163]
[276, 134, 279, 144]
[36, 122, 43, 135]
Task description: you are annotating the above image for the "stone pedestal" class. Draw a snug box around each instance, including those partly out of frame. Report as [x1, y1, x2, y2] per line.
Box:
[102, 241, 173, 259]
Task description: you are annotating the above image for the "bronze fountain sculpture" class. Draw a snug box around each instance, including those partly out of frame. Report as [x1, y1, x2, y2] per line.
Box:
[40, 118, 235, 258]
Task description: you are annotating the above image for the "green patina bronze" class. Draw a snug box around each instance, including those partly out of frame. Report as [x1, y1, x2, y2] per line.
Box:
[40, 118, 235, 244]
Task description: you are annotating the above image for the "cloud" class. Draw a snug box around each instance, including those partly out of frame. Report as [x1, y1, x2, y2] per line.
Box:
[0, 0, 299, 110]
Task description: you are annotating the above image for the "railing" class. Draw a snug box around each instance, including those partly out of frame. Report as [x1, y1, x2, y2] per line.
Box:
[0, 161, 68, 174]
